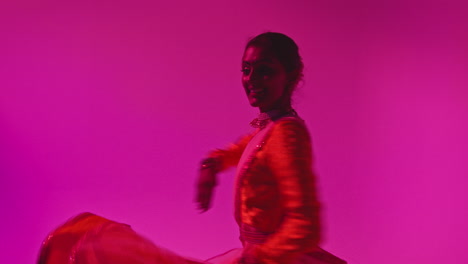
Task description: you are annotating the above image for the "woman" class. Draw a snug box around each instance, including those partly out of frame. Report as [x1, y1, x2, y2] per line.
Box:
[38, 32, 346, 264]
[196, 32, 344, 264]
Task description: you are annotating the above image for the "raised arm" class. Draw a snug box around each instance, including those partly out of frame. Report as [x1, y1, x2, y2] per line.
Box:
[196, 133, 254, 212]
[207, 133, 255, 172]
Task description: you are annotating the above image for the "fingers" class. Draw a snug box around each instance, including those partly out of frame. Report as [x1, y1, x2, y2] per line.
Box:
[195, 168, 218, 213]
[195, 185, 214, 213]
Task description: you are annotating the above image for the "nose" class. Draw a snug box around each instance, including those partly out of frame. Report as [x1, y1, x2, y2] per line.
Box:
[246, 69, 261, 84]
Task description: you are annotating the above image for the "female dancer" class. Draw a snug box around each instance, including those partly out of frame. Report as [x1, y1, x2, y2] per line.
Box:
[196, 32, 345, 264]
[38, 32, 346, 264]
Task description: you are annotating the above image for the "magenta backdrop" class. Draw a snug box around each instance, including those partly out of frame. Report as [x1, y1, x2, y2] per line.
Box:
[0, 1, 467, 263]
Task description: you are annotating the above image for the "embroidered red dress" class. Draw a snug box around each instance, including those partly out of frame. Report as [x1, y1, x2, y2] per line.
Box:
[38, 116, 346, 264]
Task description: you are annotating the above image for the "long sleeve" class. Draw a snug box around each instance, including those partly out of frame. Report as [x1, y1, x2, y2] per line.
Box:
[207, 133, 255, 172]
[252, 119, 321, 264]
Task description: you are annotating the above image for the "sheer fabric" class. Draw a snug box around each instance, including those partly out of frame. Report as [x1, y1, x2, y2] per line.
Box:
[38, 117, 346, 264]
[38, 213, 345, 264]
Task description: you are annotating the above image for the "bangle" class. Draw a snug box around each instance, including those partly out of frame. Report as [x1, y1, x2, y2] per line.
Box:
[200, 158, 219, 170]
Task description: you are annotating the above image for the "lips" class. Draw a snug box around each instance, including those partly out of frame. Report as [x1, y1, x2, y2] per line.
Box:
[249, 88, 265, 96]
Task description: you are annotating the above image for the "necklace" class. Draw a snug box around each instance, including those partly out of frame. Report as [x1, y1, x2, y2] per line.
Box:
[249, 108, 297, 129]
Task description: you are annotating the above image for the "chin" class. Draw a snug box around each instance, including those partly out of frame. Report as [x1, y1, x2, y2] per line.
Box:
[249, 102, 264, 110]
[248, 99, 259, 107]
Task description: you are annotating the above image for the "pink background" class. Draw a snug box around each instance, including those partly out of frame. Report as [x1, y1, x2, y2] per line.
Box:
[0, 1, 467, 263]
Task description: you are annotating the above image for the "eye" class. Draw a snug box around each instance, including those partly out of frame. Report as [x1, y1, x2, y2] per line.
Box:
[241, 65, 275, 77]
[256, 65, 274, 76]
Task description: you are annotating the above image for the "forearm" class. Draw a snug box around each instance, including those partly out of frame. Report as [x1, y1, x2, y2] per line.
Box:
[206, 133, 254, 172]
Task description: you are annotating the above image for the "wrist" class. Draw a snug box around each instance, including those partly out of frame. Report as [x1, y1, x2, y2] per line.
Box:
[238, 246, 259, 264]
[200, 157, 220, 172]
[238, 255, 258, 264]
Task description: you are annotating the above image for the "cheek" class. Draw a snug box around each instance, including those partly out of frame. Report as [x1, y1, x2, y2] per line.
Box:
[270, 77, 288, 96]
[241, 78, 248, 89]
[272, 85, 285, 98]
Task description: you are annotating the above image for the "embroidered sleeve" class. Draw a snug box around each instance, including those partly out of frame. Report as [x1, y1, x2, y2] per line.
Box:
[207, 133, 254, 172]
[253, 119, 321, 264]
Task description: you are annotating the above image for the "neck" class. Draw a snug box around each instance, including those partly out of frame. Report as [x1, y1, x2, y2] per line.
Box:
[259, 102, 292, 113]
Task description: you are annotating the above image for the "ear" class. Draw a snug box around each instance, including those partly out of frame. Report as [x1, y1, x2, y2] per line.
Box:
[286, 71, 299, 91]
[284, 81, 295, 98]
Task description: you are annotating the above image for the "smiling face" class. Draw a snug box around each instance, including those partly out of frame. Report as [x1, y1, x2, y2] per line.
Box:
[241, 46, 292, 112]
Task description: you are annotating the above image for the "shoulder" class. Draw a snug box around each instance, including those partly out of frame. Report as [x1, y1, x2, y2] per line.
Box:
[265, 117, 313, 160]
[268, 117, 311, 144]
[271, 117, 309, 135]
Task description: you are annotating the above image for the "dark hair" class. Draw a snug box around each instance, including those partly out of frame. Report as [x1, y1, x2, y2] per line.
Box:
[245, 32, 304, 90]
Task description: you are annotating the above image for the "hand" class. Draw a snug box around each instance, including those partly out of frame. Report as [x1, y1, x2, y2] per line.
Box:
[195, 162, 218, 213]
[237, 249, 259, 264]
[237, 243, 260, 264]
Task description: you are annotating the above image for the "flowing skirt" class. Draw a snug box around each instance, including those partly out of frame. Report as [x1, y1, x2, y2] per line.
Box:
[38, 213, 203, 264]
[38, 213, 345, 264]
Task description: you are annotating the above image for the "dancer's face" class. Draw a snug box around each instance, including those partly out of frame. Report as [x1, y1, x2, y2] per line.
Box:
[241, 46, 290, 112]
